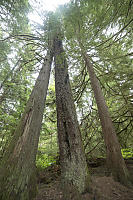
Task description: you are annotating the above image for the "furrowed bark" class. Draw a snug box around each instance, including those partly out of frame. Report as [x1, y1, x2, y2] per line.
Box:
[54, 35, 90, 197]
[0, 50, 53, 200]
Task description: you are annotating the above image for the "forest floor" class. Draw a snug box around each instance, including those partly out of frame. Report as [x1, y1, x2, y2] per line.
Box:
[34, 158, 133, 200]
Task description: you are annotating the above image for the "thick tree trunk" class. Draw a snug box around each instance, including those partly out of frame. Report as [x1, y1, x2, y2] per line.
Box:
[54, 35, 90, 197]
[84, 54, 131, 186]
[0, 50, 53, 200]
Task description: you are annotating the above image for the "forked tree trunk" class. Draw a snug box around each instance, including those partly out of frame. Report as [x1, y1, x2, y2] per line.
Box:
[83, 54, 131, 186]
[54, 35, 90, 198]
[0, 50, 53, 200]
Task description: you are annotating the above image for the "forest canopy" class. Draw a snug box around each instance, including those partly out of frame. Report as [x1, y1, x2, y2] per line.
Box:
[0, 0, 133, 199]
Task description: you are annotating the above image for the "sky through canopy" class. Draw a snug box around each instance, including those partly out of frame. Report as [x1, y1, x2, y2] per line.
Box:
[29, 0, 70, 24]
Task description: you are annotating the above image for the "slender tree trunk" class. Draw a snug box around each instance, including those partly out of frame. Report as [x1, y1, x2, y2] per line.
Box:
[0, 59, 21, 91]
[83, 53, 131, 186]
[0, 62, 22, 105]
[0, 50, 53, 200]
[54, 35, 90, 198]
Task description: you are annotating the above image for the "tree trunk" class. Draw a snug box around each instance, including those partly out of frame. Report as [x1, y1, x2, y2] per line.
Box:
[0, 50, 53, 200]
[83, 54, 131, 186]
[0, 59, 21, 91]
[54, 35, 90, 197]
[0, 62, 22, 105]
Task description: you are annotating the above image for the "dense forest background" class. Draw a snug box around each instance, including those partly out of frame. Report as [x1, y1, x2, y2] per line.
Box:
[0, 0, 133, 199]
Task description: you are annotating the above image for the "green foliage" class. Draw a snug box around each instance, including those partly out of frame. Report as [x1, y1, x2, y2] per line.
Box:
[36, 153, 56, 169]
[35, 83, 58, 169]
[0, 0, 30, 34]
[61, 0, 133, 154]
[121, 149, 133, 159]
[0, 0, 132, 166]
[0, 0, 42, 158]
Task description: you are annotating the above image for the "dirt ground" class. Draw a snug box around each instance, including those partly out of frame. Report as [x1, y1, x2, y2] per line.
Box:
[34, 159, 133, 200]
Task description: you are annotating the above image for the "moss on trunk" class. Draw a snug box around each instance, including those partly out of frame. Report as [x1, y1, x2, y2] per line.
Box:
[54, 34, 90, 194]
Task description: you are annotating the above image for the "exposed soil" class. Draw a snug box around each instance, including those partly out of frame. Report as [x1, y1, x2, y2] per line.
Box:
[34, 159, 133, 200]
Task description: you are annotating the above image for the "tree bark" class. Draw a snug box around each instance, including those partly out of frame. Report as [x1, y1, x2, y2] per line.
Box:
[83, 54, 131, 186]
[54, 35, 90, 197]
[0, 50, 53, 200]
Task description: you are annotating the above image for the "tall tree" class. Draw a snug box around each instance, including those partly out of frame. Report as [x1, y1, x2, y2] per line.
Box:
[82, 52, 131, 185]
[62, 1, 132, 185]
[54, 31, 90, 198]
[0, 50, 53, 200]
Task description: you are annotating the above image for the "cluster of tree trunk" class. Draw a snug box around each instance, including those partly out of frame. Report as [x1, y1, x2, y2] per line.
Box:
[0, 32, 131, 200]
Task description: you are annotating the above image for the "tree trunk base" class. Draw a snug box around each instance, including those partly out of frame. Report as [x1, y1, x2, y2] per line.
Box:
[61, 182, 83, 200]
